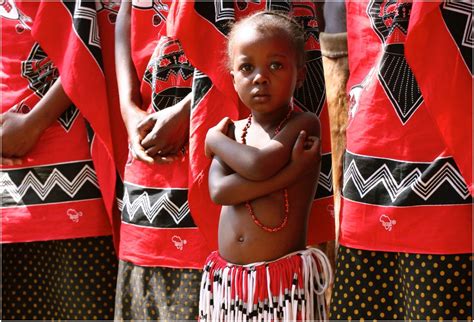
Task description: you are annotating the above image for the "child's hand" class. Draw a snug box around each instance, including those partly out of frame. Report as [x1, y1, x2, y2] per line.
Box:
[291, 130, 321, 172]
[205, 117, 233, 158]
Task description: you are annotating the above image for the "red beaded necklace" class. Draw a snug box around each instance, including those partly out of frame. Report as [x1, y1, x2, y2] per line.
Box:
[240, 107, 293, 233]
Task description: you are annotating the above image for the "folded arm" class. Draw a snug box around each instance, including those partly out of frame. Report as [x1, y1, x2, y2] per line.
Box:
[206, 113, 320, 181]
[1, 78, 71, 164]
[116, 1, 153, 163]
[209, 131, 321, 205]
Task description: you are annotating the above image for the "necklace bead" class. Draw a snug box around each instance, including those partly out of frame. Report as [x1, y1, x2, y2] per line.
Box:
[241, 108, 293, 233]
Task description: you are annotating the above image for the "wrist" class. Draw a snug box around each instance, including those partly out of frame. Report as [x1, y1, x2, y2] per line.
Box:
[172, 92, 191, 119]
[25, 107, 55, 135]
[121, 103, 144, 128]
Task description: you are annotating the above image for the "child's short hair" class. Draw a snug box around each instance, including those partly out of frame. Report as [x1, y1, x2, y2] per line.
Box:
[227, 11, 306, 68]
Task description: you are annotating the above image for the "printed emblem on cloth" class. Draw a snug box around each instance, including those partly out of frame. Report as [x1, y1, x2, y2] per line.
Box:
[171, 235, 187, 250]
[67, 208, 84, 223]
[144, 37, 194, 112]
[379, 214, 396, 231]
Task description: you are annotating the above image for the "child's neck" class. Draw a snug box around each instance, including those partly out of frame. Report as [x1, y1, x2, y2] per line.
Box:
[251, 106, 293, 133]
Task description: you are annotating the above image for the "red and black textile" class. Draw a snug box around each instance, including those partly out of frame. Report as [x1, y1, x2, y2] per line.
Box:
[30, 1, 117, 221]
[94, 1, 127, 250]
[1, 1, 112, 243]
[405, 0, 473, 195]
[118, 1, 210, 268]
[342, 0, 472, 254]
[168, 0, 335, 251]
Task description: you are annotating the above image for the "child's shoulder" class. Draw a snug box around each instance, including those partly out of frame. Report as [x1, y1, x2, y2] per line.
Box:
[288, 111, 321, 136]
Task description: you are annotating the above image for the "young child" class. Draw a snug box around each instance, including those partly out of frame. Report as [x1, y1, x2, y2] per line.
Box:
[201, 11, 332, 321]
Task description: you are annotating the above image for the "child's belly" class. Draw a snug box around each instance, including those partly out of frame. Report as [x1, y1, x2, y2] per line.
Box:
[218, 192, 307, 265]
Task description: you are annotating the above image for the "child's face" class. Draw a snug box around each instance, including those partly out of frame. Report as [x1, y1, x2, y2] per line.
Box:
[230, 27, 304, 114]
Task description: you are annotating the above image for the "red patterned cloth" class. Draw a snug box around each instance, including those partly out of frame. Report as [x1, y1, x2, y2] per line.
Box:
[406, 0, 473, 194]
[341, 0, 472, 254]
[168, 1, 335, 250]
[118, 1, 209, 268]
[1, 1, 113, 243]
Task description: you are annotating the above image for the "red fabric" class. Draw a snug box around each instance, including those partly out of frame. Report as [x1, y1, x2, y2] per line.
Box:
[169, 1, 334, 250]
[342, 0, 472, 254]
[95, 3, 128, 250]
[406, 0, 473, 195]
[120, 222, 209, 268]
[117, 3, 210, 268]
[341, 199, 472, 254]
[97, 3, 128, 178]
[30, 1, 117, 228]
[1, 1, 112, 243]
[2, 200, 111, 243]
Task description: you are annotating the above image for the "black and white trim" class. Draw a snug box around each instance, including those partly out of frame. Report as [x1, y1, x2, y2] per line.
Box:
[1, 161, 101, 207]
[343, 151, 471, 206]
[62, 0, 104, 70]
[315, 153, 333, 200]
[121, 182, 197, 228]
[440, 0, 473, 76]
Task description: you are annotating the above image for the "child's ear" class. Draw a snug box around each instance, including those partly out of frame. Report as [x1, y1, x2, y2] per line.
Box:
[230, 70, 237, 89]
[296, 65, 307, 89]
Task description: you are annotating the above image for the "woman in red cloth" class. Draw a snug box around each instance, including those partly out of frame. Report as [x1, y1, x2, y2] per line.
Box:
[1, 1, 118, 319]
[200, 12, 332, 321]
[325, 0, 473, 320]
[114, 1, 210, 320]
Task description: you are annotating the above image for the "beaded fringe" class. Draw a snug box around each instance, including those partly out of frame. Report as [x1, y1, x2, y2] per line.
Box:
[199, 248, 332, 321]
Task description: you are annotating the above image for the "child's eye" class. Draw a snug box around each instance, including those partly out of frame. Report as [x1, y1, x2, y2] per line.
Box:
[239, 64, 253, 72]
[270, 62, 283, 70]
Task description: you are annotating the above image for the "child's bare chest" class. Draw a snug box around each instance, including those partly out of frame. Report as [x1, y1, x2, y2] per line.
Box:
[233, 121, 272, 148]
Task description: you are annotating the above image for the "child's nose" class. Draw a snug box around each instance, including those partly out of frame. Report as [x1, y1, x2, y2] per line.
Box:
[252, 70, 269, 85]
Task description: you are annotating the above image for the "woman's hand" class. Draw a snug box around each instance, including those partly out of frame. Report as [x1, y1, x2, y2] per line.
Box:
[122, 106, 153, 164]
[138, 99, 190, 163]
[0, 111, 42, 162]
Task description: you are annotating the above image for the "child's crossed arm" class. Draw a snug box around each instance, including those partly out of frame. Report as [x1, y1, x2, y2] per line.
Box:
[205, 113, 321, 181]
[208, 129, 321, 205]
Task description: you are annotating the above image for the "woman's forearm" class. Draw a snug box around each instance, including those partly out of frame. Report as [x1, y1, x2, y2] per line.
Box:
[25, 78, 72, 133]
[115, 0, 142, 126]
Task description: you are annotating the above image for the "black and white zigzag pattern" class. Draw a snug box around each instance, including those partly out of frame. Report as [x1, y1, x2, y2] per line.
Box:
[121, 183, 197, 228]
[73, 1, 100, 47]
[314, 153, 333, 200]
[343, 151, 471, 206]
[123, 189, 189, 224]
[1, 161, 101, 207]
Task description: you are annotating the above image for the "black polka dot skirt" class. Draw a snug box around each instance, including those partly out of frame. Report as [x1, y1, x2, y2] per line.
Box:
[330, 246, 473, 321]
[1, 236, 118, 320]
[114, 260, 202, 321]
